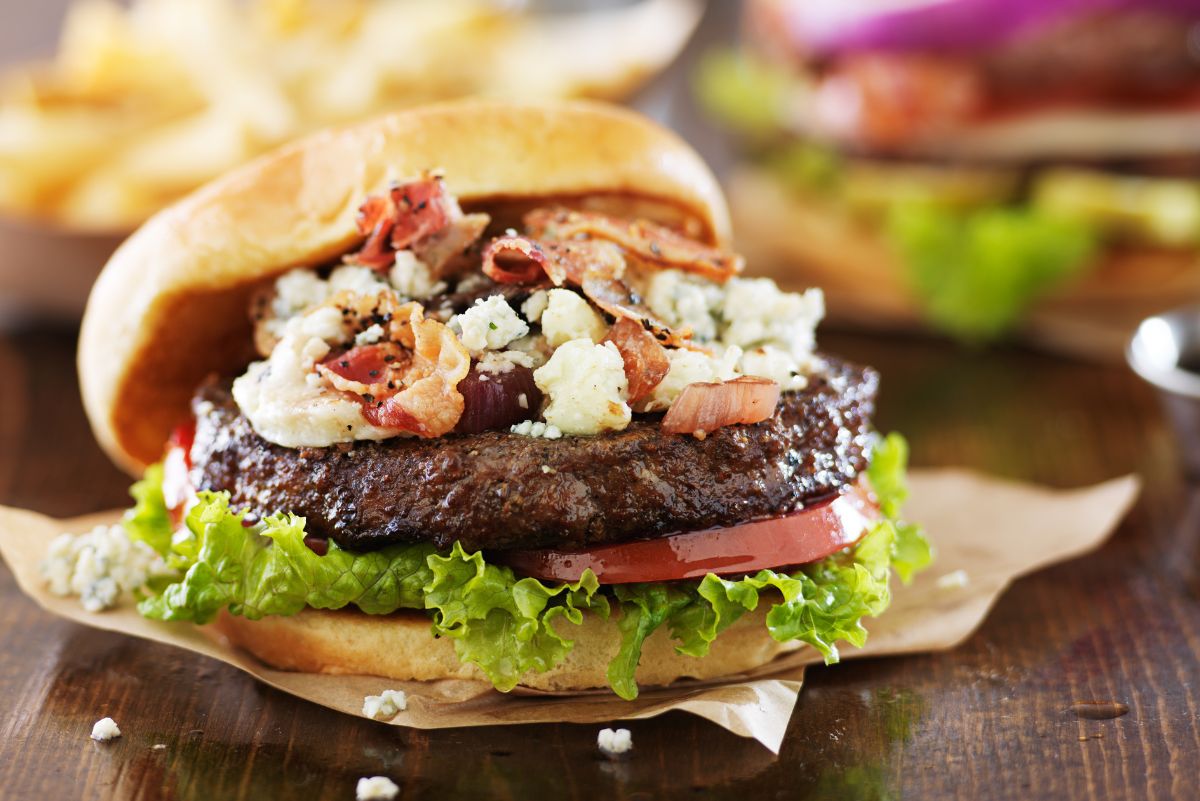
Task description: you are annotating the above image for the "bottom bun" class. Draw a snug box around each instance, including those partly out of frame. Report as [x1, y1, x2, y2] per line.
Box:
[210, 604, 803, 692]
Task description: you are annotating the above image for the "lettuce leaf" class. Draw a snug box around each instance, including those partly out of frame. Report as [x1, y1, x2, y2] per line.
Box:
[127, 434, 929, 699]
[123, 464, 172, 557]
[885, 202, 1095, 342]
[693, 50, 794, 139]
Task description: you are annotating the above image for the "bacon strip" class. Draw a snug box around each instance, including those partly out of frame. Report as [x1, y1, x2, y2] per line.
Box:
[481, 236, 625, 287]
[354, 195, 399, 270]
[602, 318, 670, 403]
[349, 175, 487, 274]
[316, 297, 470, 438]
[481, 235, 549, 284]
[524, 207, 744, 283]
[582, 273, 691, 348]
[388, 178, 456, 251]
[661, 377, 781, 438]
[414, 212, 491, 278]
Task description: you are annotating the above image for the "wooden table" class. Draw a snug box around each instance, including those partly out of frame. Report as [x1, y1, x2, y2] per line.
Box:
[1, 324, 1194, 800]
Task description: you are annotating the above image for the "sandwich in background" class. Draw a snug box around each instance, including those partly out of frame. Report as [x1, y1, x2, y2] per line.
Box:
[698, 0, 1200, 356]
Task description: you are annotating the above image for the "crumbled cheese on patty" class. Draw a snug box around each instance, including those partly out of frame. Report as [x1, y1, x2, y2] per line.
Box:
[450, 295, 529, 354]
[645, 269, 722, 341]
[641, 347, 739, 412]
[521, 289, 549, 323]
[510, 420, 563, 439]
[329, 264, 390, 298]
[362, 689, 408, 721]
[540, 288, 607, 346]
[41, 524, 170, 612]
[740, 344, 808, 391]
[720, 279, 824, 360]
[91, 718, 121, 742]
[356, 776, 400, 800]
[355, 323, 386, 346]
[390, 250, 446, 299]
[233, 311, 395, 448]
[477, 350, 535, 374]
[597, 727, 632, 756]
[534, 340, 630, 435]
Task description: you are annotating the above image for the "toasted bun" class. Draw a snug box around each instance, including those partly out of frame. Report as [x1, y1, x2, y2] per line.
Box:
[728, 167, 1200, 362]
[211, 605, 802, 692]
[79, 99, 731, 472]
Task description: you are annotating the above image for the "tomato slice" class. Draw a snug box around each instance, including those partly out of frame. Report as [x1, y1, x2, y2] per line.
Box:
[161, 423, 196, 523]
[499, 483, 880, 584]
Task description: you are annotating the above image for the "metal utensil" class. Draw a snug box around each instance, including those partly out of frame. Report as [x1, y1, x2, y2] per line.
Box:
[1128, 306, 1200, 476]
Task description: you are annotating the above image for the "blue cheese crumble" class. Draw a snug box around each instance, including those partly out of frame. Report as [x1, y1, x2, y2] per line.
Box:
[450, 295, 530, 355]
[362, 689, 408, 721]
[42, 525, 170, 612]
[356, 776, 400, 801]
[534, 340, 630, 435]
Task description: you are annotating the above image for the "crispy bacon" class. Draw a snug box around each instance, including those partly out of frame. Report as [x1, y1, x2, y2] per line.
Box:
[354, 195, 399, 270]
[349, 174, 485, 273]
[481, 236, 625, 287]
[524, 207, 743, 283]
[602, 318, 670, 403]
[413, 212, 490, 278]
[388, 178, 455, 251]
[661, 377, 781, 438]
[582, 273, 691, 348]
[481, 235, 549, 284]
[316, 296, 470, 438]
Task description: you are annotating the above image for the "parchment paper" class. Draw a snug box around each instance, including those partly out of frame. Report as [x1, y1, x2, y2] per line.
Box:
[0, 469, 1139, 753]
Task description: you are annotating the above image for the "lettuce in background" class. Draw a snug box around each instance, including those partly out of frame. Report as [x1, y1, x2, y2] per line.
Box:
[124, 434, 929, 699]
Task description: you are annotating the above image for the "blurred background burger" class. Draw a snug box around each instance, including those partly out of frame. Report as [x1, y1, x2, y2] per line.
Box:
[698, 0, 1200, 357]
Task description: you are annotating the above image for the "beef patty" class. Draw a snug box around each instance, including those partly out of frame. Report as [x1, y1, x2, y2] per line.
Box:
[189, 358, 879, 553]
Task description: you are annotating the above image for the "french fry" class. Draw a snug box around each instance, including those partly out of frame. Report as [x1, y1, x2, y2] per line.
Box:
[0, 0, 701, 231]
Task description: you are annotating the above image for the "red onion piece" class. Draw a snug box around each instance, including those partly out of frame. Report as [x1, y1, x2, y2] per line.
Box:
[455, 363, 542, 434]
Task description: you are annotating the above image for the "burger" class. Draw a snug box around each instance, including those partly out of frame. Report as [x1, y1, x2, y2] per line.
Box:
[75, 100, 929, 699]
[698, 0, 1200, 347]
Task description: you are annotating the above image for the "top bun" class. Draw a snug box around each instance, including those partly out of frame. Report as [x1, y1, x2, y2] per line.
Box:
[79, 99, 731, 472]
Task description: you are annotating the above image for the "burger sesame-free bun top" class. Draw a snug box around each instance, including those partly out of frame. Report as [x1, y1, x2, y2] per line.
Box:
[78, 99, 732, 472]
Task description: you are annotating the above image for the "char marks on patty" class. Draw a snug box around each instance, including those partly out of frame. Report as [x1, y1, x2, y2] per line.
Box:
[189, 359, 878, 552]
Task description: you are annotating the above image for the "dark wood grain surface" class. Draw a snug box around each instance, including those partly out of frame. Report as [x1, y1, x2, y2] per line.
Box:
[1, 324, 1196, 801]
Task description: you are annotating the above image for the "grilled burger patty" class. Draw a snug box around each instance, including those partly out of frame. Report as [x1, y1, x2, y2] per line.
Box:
[189, 358, 878, 553]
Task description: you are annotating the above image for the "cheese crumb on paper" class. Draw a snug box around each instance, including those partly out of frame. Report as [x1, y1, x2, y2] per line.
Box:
[936, 569, 970, 589]
[362, 689, 408, 721]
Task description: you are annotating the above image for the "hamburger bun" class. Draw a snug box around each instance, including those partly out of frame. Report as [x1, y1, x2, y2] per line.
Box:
[78, 99, 818, 693]
[79, 99, 731, 473]
[212, 605, 804, 692]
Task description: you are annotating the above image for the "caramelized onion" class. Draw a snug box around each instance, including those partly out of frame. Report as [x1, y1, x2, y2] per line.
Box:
[602, 318, 669, 403]
[455, 363, 542, 434]
[661, 377, 781, 437]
